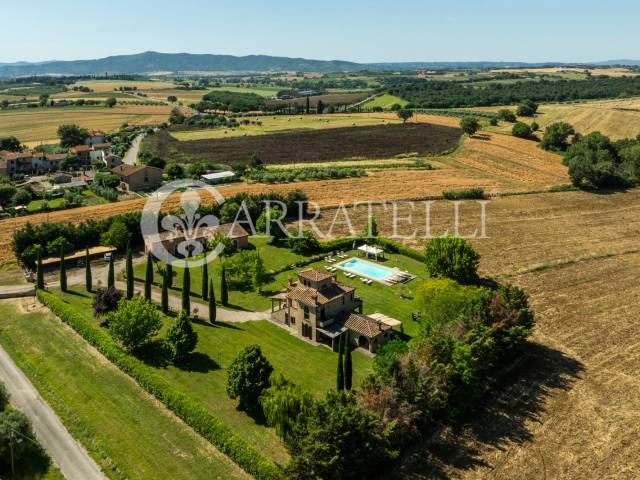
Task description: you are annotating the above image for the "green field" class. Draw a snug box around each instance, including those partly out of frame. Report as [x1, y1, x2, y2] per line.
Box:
[49, 289, 373, 464]
[206, 85, 282, 97]
[132, 237, 427, 337]
[27, 198, 67, 212]
[0, 301, 247, 480]
[170, 114, 400, 141]
[362, 93, 409, 110]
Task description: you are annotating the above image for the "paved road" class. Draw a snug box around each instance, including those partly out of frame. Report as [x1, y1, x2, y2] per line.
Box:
[123, 133, 144, 165]
[0, 343, 106, 480]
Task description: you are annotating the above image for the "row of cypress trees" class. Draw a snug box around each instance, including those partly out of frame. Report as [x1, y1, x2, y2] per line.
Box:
[37, 246, 230, 325]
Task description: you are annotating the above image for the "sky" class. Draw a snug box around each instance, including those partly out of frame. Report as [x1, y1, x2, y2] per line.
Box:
[2, 0, 638, 64]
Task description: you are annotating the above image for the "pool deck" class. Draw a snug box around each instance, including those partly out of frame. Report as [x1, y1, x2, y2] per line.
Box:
[334, 256, 415, 285]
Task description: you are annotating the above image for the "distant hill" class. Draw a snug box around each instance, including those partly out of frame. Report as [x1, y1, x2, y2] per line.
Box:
[0, 51, 638, 77]
[0, 51, 362, 77]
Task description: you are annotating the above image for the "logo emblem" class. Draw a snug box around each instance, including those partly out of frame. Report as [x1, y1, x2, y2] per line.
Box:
[141, 179, 226, 267]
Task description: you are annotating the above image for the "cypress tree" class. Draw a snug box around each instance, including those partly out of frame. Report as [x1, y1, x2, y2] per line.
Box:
[344, 338, 353, 390]
[85, 248, 92, 292]
[36, 250, 44, 290]
[202, 262, 209, 301]
[144, 252, 153, 301]
[161, 266, 169, 314]
[208, 279, 216, 323]
[107, 253, 115, 289]
[59, 248, 67, 292]
[167, 263, 173, 288]
[336, 334, 344, 391]
[125, 247, 133, 299]
[220, 265, 228, 306]
[182, 264, 190, 314]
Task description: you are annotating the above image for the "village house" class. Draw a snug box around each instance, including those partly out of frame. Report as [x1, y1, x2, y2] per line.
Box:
[102, 153, 123, 169]
[144, 223, 250, 257]
[89, 142, 112, 162]
[270, 268, 396, 353]
[69, 145, 92, 164]
[84, 130, 106, 146]
[111, 164, 163, 191]
[0, 151, 71, 176]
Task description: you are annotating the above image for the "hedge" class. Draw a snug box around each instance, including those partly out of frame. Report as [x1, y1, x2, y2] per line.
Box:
[37, 290, 282, 480]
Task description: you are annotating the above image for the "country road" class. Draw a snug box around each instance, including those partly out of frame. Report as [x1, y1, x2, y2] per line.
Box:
[0, 343, 106, 480]
[123, 133, 144, 165]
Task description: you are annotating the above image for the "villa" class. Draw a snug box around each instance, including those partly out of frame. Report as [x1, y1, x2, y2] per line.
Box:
[270, 268, 396, 353]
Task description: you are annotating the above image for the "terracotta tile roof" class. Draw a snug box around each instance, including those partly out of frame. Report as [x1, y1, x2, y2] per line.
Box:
[345, 313, 392, 338]
[111, 164, 162, 178]
[89, 130, 105, 136]
[70, 145, 91, 153]
[44, 153, 67, 161]
[283, 280, 354, 306]
[0, 150, 32, 160]
[298, 268, 334, 282]
[92, 142, 112, 149]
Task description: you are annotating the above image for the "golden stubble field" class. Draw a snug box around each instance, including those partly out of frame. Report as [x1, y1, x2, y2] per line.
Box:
[0, 127, 567, 265]
[308, 189, 640, 479]
[0, 105, 171, 146]
[472, 97, 640, 140]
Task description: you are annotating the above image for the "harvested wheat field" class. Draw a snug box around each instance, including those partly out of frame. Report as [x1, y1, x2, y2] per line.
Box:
[0, 105, 171, 146]
[0, 127, 567, 264]
[309, 189, 640, 479]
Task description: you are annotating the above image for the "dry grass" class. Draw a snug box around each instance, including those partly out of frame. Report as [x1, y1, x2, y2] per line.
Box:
[471, 97, 640, 139]
[0, 105, 171, 146]
[309, 189, 640, 479]
[67, 80, 177, 93]
[491, 66, 639, 77]
[0, 126, 567, 265]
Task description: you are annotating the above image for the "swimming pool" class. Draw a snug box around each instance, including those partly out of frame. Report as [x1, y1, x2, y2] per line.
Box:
[336, 257, 397, 283]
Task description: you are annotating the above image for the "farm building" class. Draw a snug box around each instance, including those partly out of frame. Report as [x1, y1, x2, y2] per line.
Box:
[201, 171, 235, 184]
[0, 151, 69, 176]
[69, 145, 92, 164]
[143, 223, 250, 258]
[111, 164, 163, 192]
[84, 130, 106, 146]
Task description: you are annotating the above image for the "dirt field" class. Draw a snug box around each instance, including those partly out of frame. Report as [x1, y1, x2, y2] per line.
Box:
[491, 66, 639, 77]
[0, 105, 171, 146]
[144, 122, 463, 165]
[309, 189, 640, 479]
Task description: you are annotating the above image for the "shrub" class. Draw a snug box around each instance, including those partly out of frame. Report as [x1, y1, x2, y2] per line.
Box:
[260, 374, 312, 443]
[287, 230, 320, 254]
[497, 109, 516, 122]
[92, 286, 122, 317]
[227, 344, 273, 413]
[165, 311, 198, 362]
[442, 187, 485, 200]
[424, 236, 480, 284]
[107, 297, 162, 351]
[512, 122, 534, 139]
[37, 291, 281, 479]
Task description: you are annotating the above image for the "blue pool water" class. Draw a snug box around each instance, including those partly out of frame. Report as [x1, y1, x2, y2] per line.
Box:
[337, 258, 396, 281]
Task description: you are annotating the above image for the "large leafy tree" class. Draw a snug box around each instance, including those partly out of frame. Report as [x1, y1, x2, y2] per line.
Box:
[226, 344, 273, 413]
[260, 374, 312, 443]
[108, 298, 162, 351]
[540, 122, 575, 151]
[100, 219, 131, 252]
[57, 124, 89, 148]
[286, 391, 392, 480]
[564, 132, 622, 188]
[424, 236, 480, 284]
[165, 311, 198, 362]
[0, 411, 40, 467]
[460, 116, 480, 136]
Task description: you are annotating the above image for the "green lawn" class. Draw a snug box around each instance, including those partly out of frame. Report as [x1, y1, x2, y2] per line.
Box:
[0, 302, 248, 480]
[363, 93, 408, 110]
[50, 288, 373, 464]
[133, 237, 427, 337]
[27, 198, 67, 213]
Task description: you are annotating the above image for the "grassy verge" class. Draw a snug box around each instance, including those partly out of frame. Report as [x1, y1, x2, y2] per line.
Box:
[36, 291, 281, 479]
[48, 288, 373, 464]
[0, 301, 249, 480]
